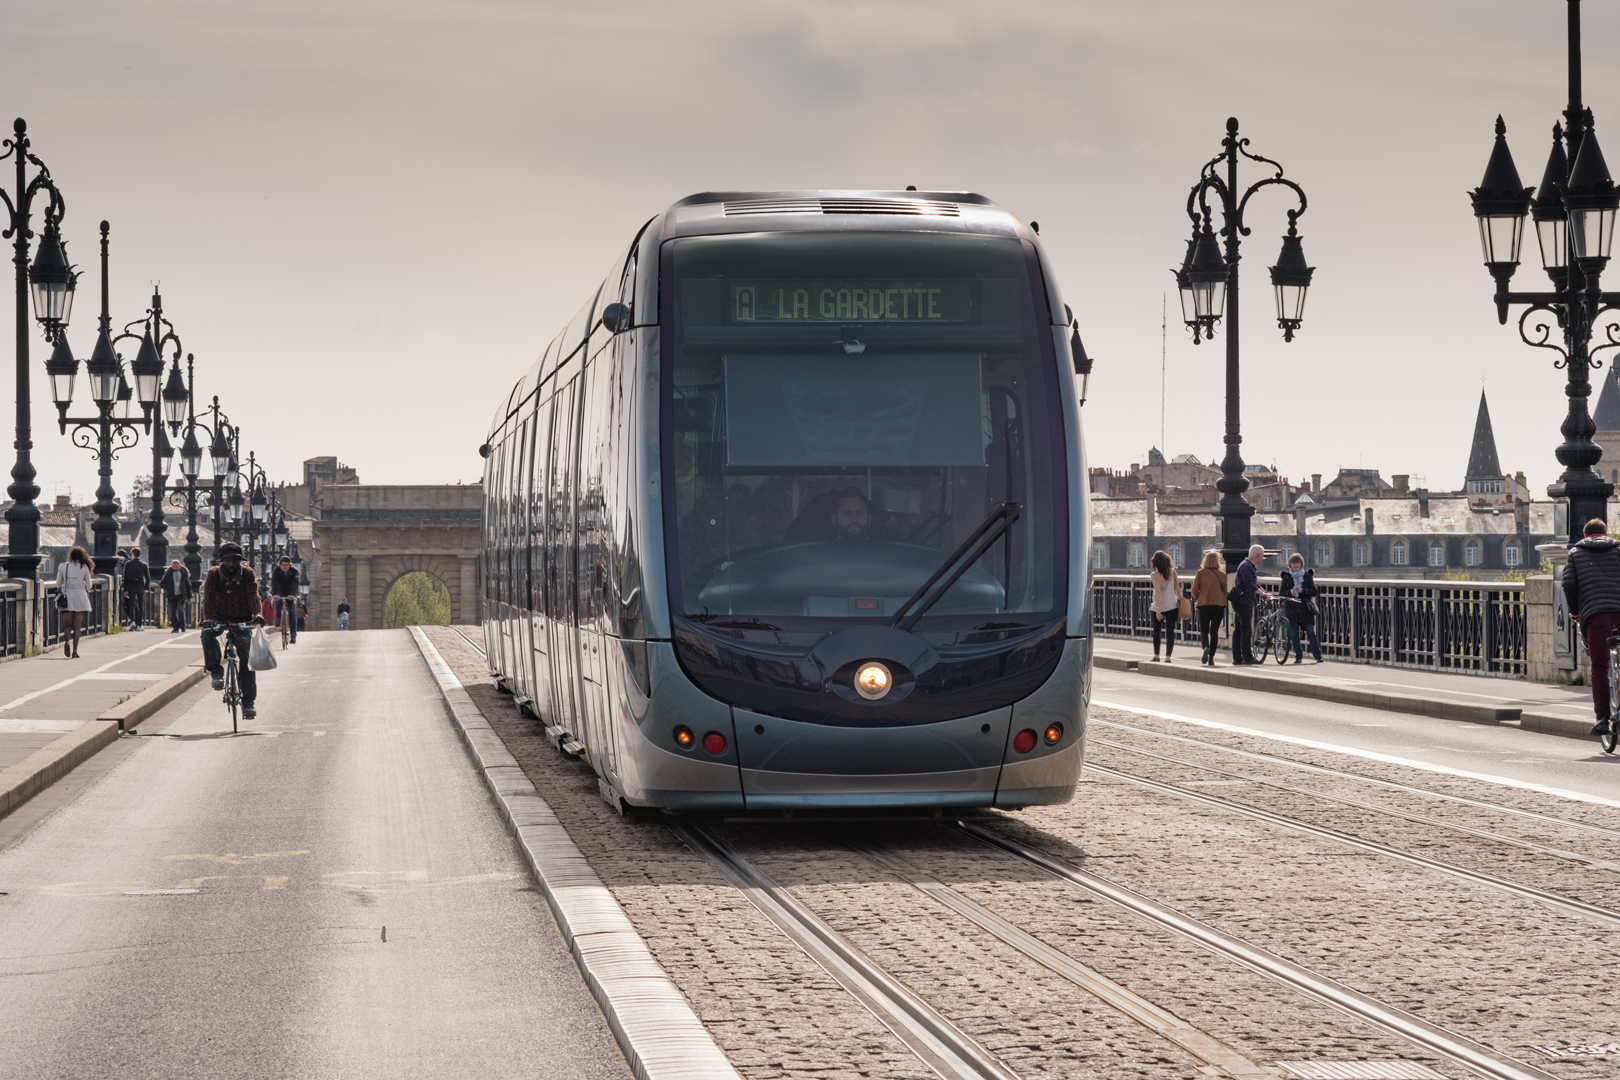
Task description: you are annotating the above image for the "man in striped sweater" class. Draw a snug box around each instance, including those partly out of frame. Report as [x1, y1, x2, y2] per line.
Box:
[201, 542, 265, 720]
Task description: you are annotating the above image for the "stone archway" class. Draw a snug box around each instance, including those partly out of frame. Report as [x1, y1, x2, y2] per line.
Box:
[307, 485, 482, 631]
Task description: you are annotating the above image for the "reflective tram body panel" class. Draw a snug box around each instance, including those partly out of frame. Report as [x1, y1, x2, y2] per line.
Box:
[480, 191, 1090, 810]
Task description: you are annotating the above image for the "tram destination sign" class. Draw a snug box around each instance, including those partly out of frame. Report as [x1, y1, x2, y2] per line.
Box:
[727, 280, 974, 323]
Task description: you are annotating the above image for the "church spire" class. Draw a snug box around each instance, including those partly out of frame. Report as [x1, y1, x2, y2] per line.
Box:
[1595, 364, 1620, 432]
[1465, 390, 1502, 482]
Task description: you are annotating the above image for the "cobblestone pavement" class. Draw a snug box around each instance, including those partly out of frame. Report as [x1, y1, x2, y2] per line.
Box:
[423, 628, 1613, 1080]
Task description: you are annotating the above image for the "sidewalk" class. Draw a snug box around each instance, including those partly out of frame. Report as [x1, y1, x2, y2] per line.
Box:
[1092, 636, 1597, 738]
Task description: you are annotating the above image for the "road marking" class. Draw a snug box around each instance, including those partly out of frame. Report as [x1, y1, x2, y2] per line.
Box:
[176, 875, 233, 890]
[0, 633, 196, 713]
[312, 730, 326, 737]
[263, 876, 288, 889]
[1092, 698, 1620, 810]
[41, 880, 145, 895]
[73, 673, 167, 681]
[0, 718, 84, 733]
[163, 850, 310, 865]
[323, 870, 429, 888]
[122, 888, 199, 895]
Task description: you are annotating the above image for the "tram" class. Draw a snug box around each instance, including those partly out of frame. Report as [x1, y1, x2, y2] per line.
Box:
[479, 190, 1092, 811]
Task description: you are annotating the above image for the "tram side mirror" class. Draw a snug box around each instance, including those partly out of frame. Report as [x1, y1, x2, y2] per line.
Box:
[478, 443, 491, 458]
[1070, 322, 1092, 407]
[601, 303, 633, 334]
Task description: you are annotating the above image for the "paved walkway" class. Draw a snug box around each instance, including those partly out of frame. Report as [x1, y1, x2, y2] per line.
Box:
[0, 629, 205, 770]
[1092, 635, 1596, 722]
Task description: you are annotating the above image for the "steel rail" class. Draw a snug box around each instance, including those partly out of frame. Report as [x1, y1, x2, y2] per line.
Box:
[957, 821, 1562, 1080]
[841, 833, 1272, 1080]
[667, 821, 1018, 1080]
[1087, 764, 1620, 930]
[1096, 739, 1620, 873]
[1092, 718, 1620, 841]
[450, 625, 486, 655]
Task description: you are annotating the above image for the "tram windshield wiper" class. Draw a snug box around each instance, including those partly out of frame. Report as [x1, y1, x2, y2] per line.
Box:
[888, 502, 1020, 633]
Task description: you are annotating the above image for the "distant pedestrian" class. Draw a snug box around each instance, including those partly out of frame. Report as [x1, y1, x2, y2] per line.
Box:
[122, 546, 150, 631]
[1563, 518, 1620, 736]
[1230, 544, 1270, 665]
[1280, 553, 1322, 664]
[337, 598, 351, 631]
[55, 546, 93, 658]
[1148, 550, 1182, 662]
[161, 560, 193, 632]
[1191, 550, 1228, 666]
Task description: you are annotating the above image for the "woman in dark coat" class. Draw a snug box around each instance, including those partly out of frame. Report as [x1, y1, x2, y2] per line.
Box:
[1280, 552, 1322, 663]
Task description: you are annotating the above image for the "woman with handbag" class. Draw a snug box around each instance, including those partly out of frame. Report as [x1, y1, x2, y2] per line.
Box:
[1191, 550, 1229, 666]
[1280, 553, 1322, 663]
[55, 546, 94, 658]
[1148, 550, 1185, 662]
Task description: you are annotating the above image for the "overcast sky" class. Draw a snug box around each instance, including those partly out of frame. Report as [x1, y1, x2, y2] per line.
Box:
[3, 1, 1617, 507]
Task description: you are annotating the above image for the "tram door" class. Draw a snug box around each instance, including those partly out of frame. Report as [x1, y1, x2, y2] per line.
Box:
[576, 353, 614, 780]
[527, 395, 551, 726]
[546, 378, 582, 740]
[511, 414, 534, 705]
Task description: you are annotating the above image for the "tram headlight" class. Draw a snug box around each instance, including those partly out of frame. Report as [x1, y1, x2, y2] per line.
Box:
[854, 662, 891, 700]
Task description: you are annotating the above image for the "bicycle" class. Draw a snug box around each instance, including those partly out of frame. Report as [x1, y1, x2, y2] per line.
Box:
[1251, 594, 1288, 665]
[217, 620, 247, 733]
[1605, 632, 1620, 754]
[277, 597, 294, 650]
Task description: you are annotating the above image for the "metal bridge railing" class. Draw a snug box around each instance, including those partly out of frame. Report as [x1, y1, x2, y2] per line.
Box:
[1091, 573, 1527, 678]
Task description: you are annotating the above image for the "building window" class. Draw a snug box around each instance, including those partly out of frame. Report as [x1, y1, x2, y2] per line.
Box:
[1263, 496, 1274, 510]
[1430, 543, 1445, 567]
[1316, 540, 1333, 567]
[1279, 541, 1295, 564]
[1354, 542, 1369, 567]
[1128, 542, 1146, 569]
[1391, 539, 1408, 566]
[1167, 542, 1183, 568]
[1092, 541, 1108, 569]
[1465, 540, 1482, 567]
[1505, 542, 1521, 567]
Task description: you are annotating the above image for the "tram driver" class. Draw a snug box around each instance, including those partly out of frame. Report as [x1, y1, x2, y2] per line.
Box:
[830, 489, 874, 541]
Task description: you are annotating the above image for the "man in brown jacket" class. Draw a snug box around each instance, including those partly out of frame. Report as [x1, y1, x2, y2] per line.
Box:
[201, 542, 264, 719]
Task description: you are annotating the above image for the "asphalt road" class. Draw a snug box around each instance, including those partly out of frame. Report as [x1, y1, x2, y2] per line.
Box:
[1092, 665, 1620, 805]
[0, 629, 629, 1080]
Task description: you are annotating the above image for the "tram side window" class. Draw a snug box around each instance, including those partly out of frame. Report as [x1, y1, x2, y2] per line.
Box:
[529, 396, 550, 615]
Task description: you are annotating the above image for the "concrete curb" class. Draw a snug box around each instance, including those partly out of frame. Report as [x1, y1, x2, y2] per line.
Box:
[1094, 649, 1519, 725]
[408, 626, 740, 1080]
[0, 659, 209, 821]
[1519, 711, 1597, 740]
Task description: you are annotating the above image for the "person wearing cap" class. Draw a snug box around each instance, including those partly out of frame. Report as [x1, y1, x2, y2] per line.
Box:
[270, 555, 300, 644]
[200, 542, 264, 720]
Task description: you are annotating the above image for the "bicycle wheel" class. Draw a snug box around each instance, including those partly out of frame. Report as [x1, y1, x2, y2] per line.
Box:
[280, 620, 289, 650]
[1273, 617, 1291, 665]
[223, 646, 240, 733]
[1254, 612, 1273, 664]
[1607, 648, 1619, 754]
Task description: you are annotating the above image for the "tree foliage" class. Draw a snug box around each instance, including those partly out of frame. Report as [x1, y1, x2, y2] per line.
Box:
[385, 571, 451, 628]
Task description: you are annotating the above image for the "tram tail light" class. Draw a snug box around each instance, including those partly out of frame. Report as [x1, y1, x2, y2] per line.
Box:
[1044, 723, 1063, 745]
[1012, 729, 1036, 754]
[673, 726, 694, 749]
[702, 731, 728, 755]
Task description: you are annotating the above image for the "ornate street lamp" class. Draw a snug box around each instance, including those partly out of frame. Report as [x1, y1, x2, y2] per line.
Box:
[165, 363, 234, 586]
[47, 222, 158, 573]
[1173, 117, 1312, 572]
[1470, 0, 1620, 545]
[4, 119, 78, 578]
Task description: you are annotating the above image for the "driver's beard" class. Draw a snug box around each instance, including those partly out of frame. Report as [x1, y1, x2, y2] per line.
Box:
[222, 565, 242, 582]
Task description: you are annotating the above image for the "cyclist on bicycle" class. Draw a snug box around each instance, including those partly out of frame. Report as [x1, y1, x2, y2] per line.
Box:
[1562, 518, 1620, 736]
[270, 555, 299, 645]
[200, 542, 265, 720]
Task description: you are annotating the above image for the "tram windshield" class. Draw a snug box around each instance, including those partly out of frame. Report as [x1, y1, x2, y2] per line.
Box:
[668, 231, 1063, 636]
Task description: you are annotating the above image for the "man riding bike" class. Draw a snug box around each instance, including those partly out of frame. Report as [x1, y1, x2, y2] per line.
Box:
[270, 555, 299, 645]
[1562, 517, 1620, 737]
[201, 542, 265, 720]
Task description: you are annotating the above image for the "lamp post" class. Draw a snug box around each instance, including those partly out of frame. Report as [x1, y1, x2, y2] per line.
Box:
[117, 286, 187, 572]
[165, 359, 233, 586]
[1470, 0, 1620, 546]
[1173, 117, 1314, 571]
[45, 222, 161, 573]
[3, 119, 77, 578]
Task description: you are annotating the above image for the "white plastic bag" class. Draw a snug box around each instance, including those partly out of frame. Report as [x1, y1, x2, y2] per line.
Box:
[248, 626, 277, 671]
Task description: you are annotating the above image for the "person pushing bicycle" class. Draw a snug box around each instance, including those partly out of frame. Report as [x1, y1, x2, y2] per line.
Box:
[201, 542, 264, 720]
[1562, 517, 1620, 737]
[270, 555, 299, 645]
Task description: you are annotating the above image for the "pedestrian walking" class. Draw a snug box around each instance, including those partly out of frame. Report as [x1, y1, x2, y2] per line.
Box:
[1280, 553, 1322, 664]
[161, 560, 193, 632]
[1562, 518, 1620, 736]
[337, 598, 351, 631]
[1191, 550, 1228, 666]
[1148, 550, 1183, 662]
[1230, 544, 1270, 665]
[55, 546, 93, 658]
[122, 546, 150, 631]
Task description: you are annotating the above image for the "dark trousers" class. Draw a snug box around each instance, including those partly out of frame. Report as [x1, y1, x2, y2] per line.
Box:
[122, 592, 141, 628]
[1231, 601, 1255, 663]
[1583, 611, 1620, 718]
[167, 597, 188, 631]
[1197, 604, 1225, 658]
[201, 622, 256, 705]
[1152, 612, 1178, 656]
[1289, 612, 1322, 661]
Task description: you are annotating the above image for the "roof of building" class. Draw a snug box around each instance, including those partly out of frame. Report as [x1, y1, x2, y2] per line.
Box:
[1147, 447, 1166, 466]
[1171, 453, 1203, 465]
[1597, 365, 1620, 431]
[1465, 390, 1502, 480]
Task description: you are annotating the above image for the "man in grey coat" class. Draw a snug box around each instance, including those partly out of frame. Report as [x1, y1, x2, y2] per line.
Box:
[1562, 518, 1620, 735]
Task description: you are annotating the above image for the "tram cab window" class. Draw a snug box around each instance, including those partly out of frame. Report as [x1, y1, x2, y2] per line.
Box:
[668, 231, 1064, 639]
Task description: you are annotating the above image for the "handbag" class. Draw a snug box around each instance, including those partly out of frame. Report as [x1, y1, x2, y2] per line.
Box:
[1177, 595, 1192, 620]
[248, 626, 278, 671]
[55, 593, 68, 610]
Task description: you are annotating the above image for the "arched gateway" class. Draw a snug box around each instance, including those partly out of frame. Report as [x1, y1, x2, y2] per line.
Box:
[307, 485, 482, 630]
